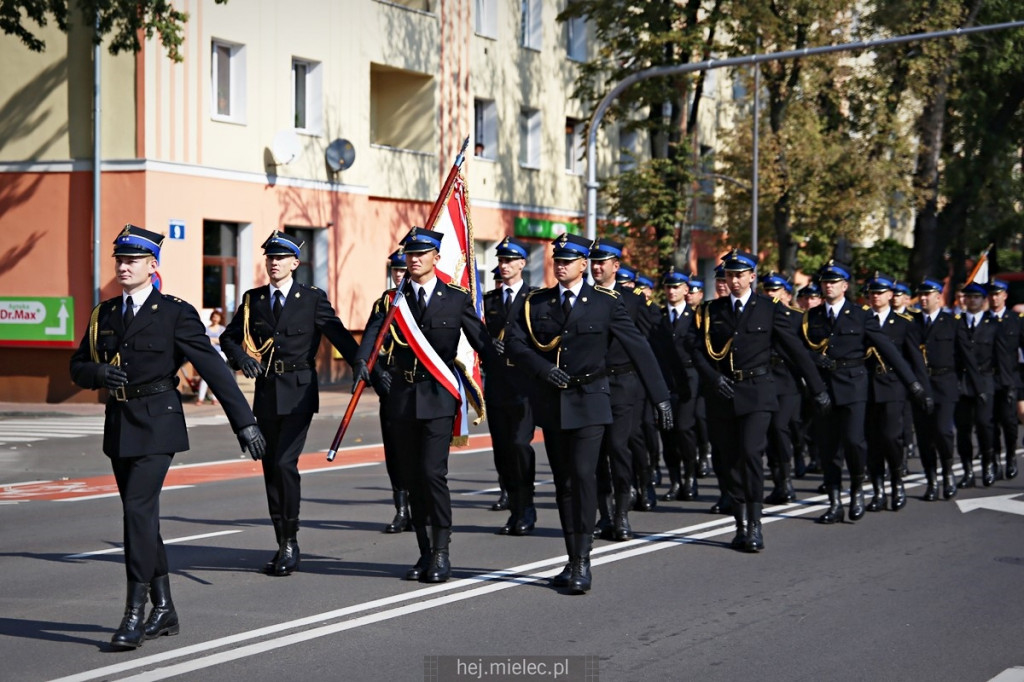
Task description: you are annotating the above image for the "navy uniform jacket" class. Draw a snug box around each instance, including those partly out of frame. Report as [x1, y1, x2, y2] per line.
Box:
[867, 310, 930, 403]
[357, 281, 497, 420]
[483, 284, 536, 405]
[692, 293, 824, 416]
[769, 303, 804, 397]
[802, 300, 918, 407]
[991, 310, 1024, 391]
[605, 284, 655, 369]
[71, 290, 256, 458]
[505, 282, 669, 431]
[221, 283, 358, 419]
[652, 304, 699, 402]
[955, 312, 1003, 398]
[910, 310, 967, 405]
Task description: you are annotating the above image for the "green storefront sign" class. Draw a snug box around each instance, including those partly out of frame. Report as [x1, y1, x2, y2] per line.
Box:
[514, 217, 582, 240]
[0, 296, 76, 347]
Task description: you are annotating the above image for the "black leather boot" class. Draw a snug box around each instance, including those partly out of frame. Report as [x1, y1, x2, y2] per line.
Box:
[697, 446, 711, 478]
[765, 465, 795, 504]
[405, 525, 432, 580]
[422, 527, 452, 583]
[730, 504, 747, 550]
[793, 443, 808, 479]
[568, 534, 592, 594]
[891, 473, 907, 511]
[922, 469, 938, 501]
[491, 487, 509, 511]
[272, 518, 300, 576]
[111, 581, 149, 650]
[552, 534, 575, 587]
[817, 486, 845, 524]
[594, 494, 614, 540]
[143, 574, 179, 639]
[681, 473, 699, 502]
[710, 495, 733, 515]
[1008, 451, 1019, 480]
[848, 478, 866, 521]
[498, 488, 518, 535]
[662, 463, 682, 501]
[613, 494, 633, 541]
[385, 490, 411, 534]
[982, 452, 996, 487]
[942, 461, 958, 500]
[513, 501, 537, 536]
[635, 464, 654, 511]
[958, 458, 976, 488]
[866, 475, 886, 512]
[263, 516, 283, 574]
[745, 502, 764, 553]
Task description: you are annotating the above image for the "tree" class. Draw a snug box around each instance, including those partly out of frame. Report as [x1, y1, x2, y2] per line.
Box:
[1, 0, 227, 63]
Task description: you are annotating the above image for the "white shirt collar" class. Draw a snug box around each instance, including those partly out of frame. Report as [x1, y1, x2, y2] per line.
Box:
[828, 300, 845, 318]
[558, 279, 585, 301]
[123, 284, 153, 309]
[873, 306, 890, 325]
[270, 279, 293, 301]
[992, 307, 1005, 319]
[669, 302, 687, 317]
[503, 279, 525, 299]
[729, 289, 752, 308]
[411, 276, 439, 302]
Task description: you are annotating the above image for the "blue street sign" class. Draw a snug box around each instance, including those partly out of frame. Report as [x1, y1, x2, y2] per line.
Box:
[169, 219, 186, 240]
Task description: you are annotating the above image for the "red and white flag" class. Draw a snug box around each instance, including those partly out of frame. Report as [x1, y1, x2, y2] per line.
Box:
[967, 245, 991, 285]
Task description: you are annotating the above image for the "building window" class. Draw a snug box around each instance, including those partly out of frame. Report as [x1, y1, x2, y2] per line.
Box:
[292, 58, 323, 134]
[211, 40, 246, 122]
[203, 221, 239, 313]
[619, 126, 637, 172]
[567, 15, 587, 61]
[475, 0, 497, 38]
[474, 99, 498, 160]
[565, 118, 584, 174]
[520, 0, 542, 51]
[378, 0, 433, 11]
[520, 108, 541, 168]
[370, 63, 436, 153]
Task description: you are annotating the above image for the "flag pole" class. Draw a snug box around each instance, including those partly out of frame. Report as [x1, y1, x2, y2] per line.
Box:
[327, 137, 471, 462]
[965, 243, 994, 284]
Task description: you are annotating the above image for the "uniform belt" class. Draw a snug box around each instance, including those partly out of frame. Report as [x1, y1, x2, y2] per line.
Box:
[928, 366, 953, 376]
[606, 363, 636, 376]
[390, 367, 434, 383]
[831, 358, 865, 370]
[770, 356, 786, 367]
[111, 377, 178, 402]
[873, 363, 894, 375]
[270, 360, 313, 374]
[731, 365, 770, 381]
[565, 372, 604, 387]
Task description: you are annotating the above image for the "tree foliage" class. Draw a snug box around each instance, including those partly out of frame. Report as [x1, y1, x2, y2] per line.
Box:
[1, 0, 227, 62]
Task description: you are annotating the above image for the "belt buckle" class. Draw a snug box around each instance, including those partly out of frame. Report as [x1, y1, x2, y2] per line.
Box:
[273, 359, 285, 374]
[112, 385, 127, 402]
[403, 369, 415, 383]
[732, 369, 745, 382]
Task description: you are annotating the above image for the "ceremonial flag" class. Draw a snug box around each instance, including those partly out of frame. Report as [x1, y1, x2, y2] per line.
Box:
[967, 244, 992, 285]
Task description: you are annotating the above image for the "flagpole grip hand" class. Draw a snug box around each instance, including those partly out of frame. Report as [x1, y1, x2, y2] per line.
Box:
[352, 360, 371, 394]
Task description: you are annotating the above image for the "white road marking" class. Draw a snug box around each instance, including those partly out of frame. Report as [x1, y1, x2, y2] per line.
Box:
[462, 479, 554, 496]
[64, 530, 245, 559]
[989, 667, 1024, 682]
[54, 485, 193, 503]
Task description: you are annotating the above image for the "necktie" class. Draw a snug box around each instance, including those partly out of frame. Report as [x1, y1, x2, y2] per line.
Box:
[273, 291, 283, 322]
[734, 299, 742, 316]
[924, 315, 932, 329]
[504, 289, 513, 314]
[562, 291, 573, 318]
[828, 307, 836, 326]
[123, 296, 135, 327]
[875, 313, 881, 325]
[969, 316, 976, 330]
[670, 309, 678, 324]
[418, 286, 427, 312]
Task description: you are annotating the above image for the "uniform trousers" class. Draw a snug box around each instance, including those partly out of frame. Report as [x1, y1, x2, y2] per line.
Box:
[542, 424, 605, 535]
[596, 373, 642, 498]
[389, 412, 456, 529]
[954, 395, 994, 461]
[866, 401, 905, 478]
[992, 387, 1018, 460]
[816, 401, 868, 487]
[766, 392, 800, 478]
[259, 413, 313, 522]
[111, 453, 173, 583]
[661, 391, 698, 480]
[913, 399, 955, 472]
[379, 406, 403, 493]
[487, 397, 537, 507]
[707, 407, 772, 504]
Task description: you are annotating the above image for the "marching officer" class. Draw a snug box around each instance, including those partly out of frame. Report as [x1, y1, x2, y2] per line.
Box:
[954, 281, 1004, 487]
[706, 264, 734, 514]
[220, 230, 359, 577]
[506, 233, 672, 593]
[354, 226, 497, 583]
[802, 261, 930, 524]
[684, 277, 711, 479]
[862, 273, 931, 512]
[589, 238, 659, 540]
[653, 269, 701, 502]
[793, 281, 824, 476]
[987, 279, 1021, 480]
[691, 250, 829, 552]
[71, 225, 266, 649]
[483, 236, 538, 536]
[759, 272, 803, 504]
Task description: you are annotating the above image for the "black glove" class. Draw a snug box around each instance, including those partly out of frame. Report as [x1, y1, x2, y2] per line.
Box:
[493, 338, 505, 355]
[655, 400, 674, 431]
[238, 356, 263, 379]
[813, 354, 835, 371]
[716, 375, 735, 400]
[813, 390, 832, 416]
[352, 360, 372, 393]
[546, 366, 571, 388]
[1007, 388, 1017, 405]
[99, 365, 128, 390]
[908, 381, 934, 414]
[237, 424, 266, 461]
[373, 367, 392, 397]
[978, 391, 989, 405]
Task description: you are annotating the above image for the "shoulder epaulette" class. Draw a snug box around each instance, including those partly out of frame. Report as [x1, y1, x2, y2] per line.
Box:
[595, 285, 620, 298]
[632, 288, 645, 297]
[954, 313, 961, 320]
[445, 282, 469, 294]
[862, 304, 870, 311]
[159, 293, 183, 304]
[1018, 312, 1024, 319]
[897, 311, 914, 321]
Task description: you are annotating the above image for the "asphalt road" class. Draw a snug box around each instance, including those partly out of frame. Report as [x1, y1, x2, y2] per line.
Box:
[2, 405, 1023, 682]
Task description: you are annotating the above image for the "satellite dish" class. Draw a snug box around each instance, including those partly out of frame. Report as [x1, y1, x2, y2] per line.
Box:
[325, 138, 355, 172]
[270, 129, 301, 166]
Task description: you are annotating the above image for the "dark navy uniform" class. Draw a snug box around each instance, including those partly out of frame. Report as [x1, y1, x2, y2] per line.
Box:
[691, 251, 827, 552]
[71, 224, 265, 649]
[221, 231, 358, 576]
[988, 279, 1022, 481]
[355, 227, 497, 584]
[482, 237, 537, 536]
[506, 233, 671, 593]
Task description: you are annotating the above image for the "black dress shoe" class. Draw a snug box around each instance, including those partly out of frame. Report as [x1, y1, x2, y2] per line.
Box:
[957, 470, 975, 489]
[272, 539, 300, 577]
[680, 477, 698, 501]
[567, 557, 592, 594]
[1008, 455, 1019, 480]
[551, 563, 572, 587]
[982, 463, 996, 487]
[866, 492, 885, 512]
[744, 523, 764, 552]
[891, 482, 907, 511]
[709, 495, 732, 515]
[817, 483, 828, 494]
[111, 582, 149, 650]
[143, 575, 179, 640]
[661, 482, 682, 501]
[942, 472, 958, 500]
[817, 488, 845, 525]
[644, 483, 658, 510]
[922, 479, 938, 502]
[594, 517, 613, 540]
[697, 454, 710, 478]
[512, 507, 537, 536]
[848, 486, 866, 521]
[497, 515, 515, 535]
[405, 554, 431, 581]
[764, 486, 795, 505]
[491, 490, 509, 511]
